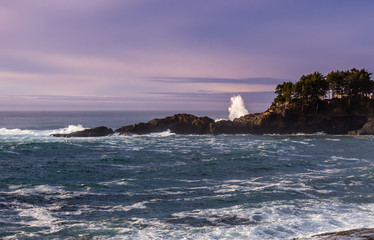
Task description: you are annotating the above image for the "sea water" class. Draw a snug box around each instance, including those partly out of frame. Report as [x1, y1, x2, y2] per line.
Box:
[0, 111, 374, 239]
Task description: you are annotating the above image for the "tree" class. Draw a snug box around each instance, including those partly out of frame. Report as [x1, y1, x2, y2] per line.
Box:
[272, 68, 374, 113]
[293, 75, 309, 112]
[326, 70, 346, 98]
[308, 72, 328, 103]
[293, 72, 328, 112]
[357, 69, 374, 98]
[274, 81, 294, 105]
[342, 68, 373, 103]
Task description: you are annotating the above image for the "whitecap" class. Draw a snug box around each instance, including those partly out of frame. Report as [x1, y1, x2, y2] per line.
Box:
[0, 125, 86, 137]
[330, 156, 360, 161]
[99, 179, 128, 186]
[325, 138, 341, 141]
[47, 124, 86, 135]
[18, 205, 59, 228]
[128, 129, 176, 138]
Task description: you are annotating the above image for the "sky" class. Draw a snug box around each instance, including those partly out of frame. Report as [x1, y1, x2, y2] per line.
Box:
[1, 0, 374, 112]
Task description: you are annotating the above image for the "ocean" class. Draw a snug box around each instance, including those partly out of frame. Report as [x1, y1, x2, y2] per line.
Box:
[1, 111, 374, 239]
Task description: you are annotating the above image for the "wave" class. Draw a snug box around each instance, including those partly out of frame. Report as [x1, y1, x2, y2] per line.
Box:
[115, 129, 176, 138]
[0, 125, 86, 137]
[148, 129, 176, 137]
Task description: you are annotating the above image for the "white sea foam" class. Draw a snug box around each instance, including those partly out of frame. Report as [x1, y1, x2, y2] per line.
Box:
[4, 184, 87, 201]
[291, 140, 315, 146]
[18, 205, 59, 228]
[114, 201, 149, 212]
[99, 178, 128, 186]
[48, 124, 86, 135]
[228, 95, 249, 120]
[4, 184, 374, 239]
[330, 156, 360, 161]
[131, 129, 176, 137]
[325, 138, 341, 141]
[7, 201, 64, 238]
[167, 200, 374, 239]
[0, 125, 86, 137]
[7, 199, 374, 240]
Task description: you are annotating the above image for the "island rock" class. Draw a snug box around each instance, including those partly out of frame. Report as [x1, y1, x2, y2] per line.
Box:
[52, 126, 114, 137]
[115, 113, 215, 135]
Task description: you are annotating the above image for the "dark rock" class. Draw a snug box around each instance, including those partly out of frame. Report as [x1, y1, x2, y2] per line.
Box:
[210, 119, 248, 135]
[115, 113, 215, 135]
[51, 100, 374, 137]
[211, 110, 368, 135]
[348, 117, 374, 135]
[52, 126, 114, 137]
[294, 227, 374, 239]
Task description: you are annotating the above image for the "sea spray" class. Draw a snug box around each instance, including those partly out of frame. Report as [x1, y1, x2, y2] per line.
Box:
[228, 95, 249, 120]
[0, 125, 86, 137]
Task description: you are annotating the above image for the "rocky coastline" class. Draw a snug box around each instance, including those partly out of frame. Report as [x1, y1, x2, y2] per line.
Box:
[51, 99, 374, 137]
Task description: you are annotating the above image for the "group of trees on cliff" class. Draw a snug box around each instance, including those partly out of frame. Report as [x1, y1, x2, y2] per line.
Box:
[273, 68, 374, 112]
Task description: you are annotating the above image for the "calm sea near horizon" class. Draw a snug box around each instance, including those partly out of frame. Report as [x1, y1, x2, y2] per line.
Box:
[1, 111, 374, 239]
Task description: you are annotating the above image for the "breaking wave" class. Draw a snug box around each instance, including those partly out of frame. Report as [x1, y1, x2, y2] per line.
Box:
[0, 125, 86, 137]
[228, 95, 249, 121]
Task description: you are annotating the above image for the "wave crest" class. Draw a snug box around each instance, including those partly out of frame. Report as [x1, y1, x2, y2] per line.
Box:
[0, 125, 86, 137]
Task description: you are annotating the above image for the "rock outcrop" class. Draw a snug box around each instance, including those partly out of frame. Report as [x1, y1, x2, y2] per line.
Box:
[348, 117, 374, 135]
[115, 113, 214, 135]
[210, 102, 369, 135]
[52, 126, 114, 137]
[51, 100, 374, 137]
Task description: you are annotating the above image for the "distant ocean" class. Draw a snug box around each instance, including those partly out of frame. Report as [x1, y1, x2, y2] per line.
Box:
[1, 111, 374, 239]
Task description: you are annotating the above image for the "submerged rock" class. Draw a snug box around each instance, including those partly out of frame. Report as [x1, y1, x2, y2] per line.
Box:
[52, 126, 114, 137]
[295, 227, 374, 239]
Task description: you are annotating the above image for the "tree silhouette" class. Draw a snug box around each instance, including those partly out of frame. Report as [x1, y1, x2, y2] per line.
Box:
[274, 81, 294, 106]
[272, 68, 374, 113]
[326, 70, 346, 98]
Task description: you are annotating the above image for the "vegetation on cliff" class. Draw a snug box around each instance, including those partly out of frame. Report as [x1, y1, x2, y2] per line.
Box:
[272, 68, 374, 113]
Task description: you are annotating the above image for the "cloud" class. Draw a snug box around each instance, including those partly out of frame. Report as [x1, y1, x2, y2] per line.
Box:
[148, 91, 276, 112]
[152, 91, 275, 102]
[0, 91, 276, 112]
[1, 1, 374, 110]
[150, 77, 291, 85]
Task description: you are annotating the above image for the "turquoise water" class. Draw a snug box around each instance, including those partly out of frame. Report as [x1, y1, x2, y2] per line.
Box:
[1, 112, 374, 239]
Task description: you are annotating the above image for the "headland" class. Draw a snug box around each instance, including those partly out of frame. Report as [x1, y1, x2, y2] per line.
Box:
[52, 68, 374, 137]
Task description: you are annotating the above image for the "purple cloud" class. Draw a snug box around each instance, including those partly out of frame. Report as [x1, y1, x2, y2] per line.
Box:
[0, 0, 374, 110]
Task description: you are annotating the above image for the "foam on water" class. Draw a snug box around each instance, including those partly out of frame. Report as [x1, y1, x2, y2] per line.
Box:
[148, 129, 176, 137]
[165, 200, 374, 239]
[35, 200, 370, 240]
[3, 178, 374, 239]
[0, 124, 86, 137]
[18, 204, 59, 228]
[1, 129, 374, 239]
